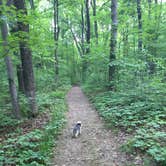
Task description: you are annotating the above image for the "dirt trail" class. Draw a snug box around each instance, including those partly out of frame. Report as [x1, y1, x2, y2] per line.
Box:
[52, 86, 129, 166]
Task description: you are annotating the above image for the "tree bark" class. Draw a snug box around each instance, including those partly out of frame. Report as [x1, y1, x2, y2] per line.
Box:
[29, 0, 35, 9]
[10, 23, 25, 93]
[122, 27, 128, 56]
[81, 3, 85, 54]
[14, 0, 37, 117]
[53, 0, 59, 80]
[0, 17, 21, 119]
[92, 0, 98, 44]
[85, 0, 90, 53]
[148, 0, 152, 18]
[81, 0, 91, 82]
[109, 0, 118, 84]
[17, 64, 25, 92]
[70, 26, 83, 57]
[147, 0, 156, 74]
[136, 0, 142, 51]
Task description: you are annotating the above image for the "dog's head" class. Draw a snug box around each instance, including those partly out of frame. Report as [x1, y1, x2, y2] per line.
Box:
[76, 121, 81, 126]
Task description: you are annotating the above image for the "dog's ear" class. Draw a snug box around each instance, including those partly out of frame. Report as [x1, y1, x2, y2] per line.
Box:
[77, 121, 81, 125]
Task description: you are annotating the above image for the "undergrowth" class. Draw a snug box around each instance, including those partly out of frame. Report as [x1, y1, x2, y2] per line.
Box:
[0, 84, 71, 165]
[83, 83, 166, 166]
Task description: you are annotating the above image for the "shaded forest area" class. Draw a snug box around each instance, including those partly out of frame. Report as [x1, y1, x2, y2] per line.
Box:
[0, 0, 166, 165]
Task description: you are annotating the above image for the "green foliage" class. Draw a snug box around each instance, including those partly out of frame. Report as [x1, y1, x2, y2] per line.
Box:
[19, 94, 31, 116]
[0, 130, 44, 165]
[81, 3, 166, 165]
[133, 128, 166, 162]
[0, 85, 69, 165]
[83, 83, 166, 165]
[0, 111, 21, 128]
[1, 0, 166, 165]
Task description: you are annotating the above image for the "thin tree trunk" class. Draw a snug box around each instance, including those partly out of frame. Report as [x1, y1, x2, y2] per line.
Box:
[148, 0, 152, 18]
[122, 27, 128, 56]
[136, 0, 142, 51]
[154, 0, 159, 55]
[155, 0, 158, 5]
[82, 0, 91, 82]
[81, 3, 85, 54]
[29, 0, 35, 9]
[14, 0, 37, 117]
[53, 0, 59, 80]
[109, 0, 118, 84]
[92, 0, 98, 44]
[70, 27, 83, 57]
[148, 0, 162, 74]
[0, 18, 21, 119]
[147, 0, 156, 74]
[85, 0, 90, 53]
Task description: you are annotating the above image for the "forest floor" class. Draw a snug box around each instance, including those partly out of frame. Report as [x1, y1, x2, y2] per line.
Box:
[0, 111, 50, 143]
[51, 86, 144, 166]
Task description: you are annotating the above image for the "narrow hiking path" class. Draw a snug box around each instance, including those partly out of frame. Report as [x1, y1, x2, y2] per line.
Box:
[52, 87, 133, 166]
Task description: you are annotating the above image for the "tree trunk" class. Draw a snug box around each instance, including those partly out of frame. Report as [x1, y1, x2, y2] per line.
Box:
[109, 0, 118, 84]
[147, 0, 156, 75]
[53, 0, 59, 80]
[81, 3, 85, 54]
[136, 0, 142, 51]
[148, 0, 152, 18]
[81, 0, 91, 82]
[14, 0, 37, 117]
[92, 0, 98, 44]
[0, 18, 21, 119]
[10, 24, 25, 93]
[122, 26, 128, 56]
[85, 0, 90, 53]
[29, 0, 35, 9]
[17, 64, 25, 92]
[70, 26, 83, 57]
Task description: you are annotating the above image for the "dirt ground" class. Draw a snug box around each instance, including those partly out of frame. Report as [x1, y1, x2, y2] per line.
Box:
[51, 87, 142, 166]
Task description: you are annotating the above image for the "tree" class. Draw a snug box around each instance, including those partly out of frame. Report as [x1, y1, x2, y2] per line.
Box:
[29, 0, 35, 9]
[82, 0, 91, 82]
[16, 64, 25, 92]
[0, 2, 21, 119]
[69, 24, 83, 57]
[9, 19, 25, 93]
[81, 3, 85, 54]
[109, 0, 118, 84]
[148, 0, 152, 18]
[92, 0, 98, 44]
[14, 0, 37, 116]
[136, 0, 142, 51]
[85, 0, 90, 53]
[53, 0, 60, 80]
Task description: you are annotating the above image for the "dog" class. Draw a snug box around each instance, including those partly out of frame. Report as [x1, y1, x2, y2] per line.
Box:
[72, 121, 82, 138]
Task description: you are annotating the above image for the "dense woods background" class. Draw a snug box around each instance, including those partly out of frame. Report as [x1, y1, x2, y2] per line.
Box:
[0, 0, 166, 165]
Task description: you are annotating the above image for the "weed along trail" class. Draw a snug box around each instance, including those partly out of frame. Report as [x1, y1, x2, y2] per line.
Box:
[52, 86, 128, 166]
